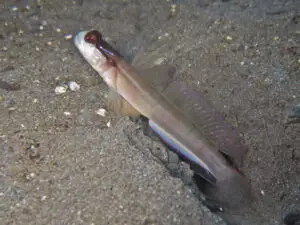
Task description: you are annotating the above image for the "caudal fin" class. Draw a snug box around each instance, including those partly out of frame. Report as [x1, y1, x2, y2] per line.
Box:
[194, 169, 253, 210]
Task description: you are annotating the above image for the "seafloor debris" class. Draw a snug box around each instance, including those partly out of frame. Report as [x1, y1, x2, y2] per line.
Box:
[67, 81, 80, 91]
[55, 85, 68, 94]
[55, 81, 80, 94]
[288, 103, 300, 118]
[95, 108, 107, 117]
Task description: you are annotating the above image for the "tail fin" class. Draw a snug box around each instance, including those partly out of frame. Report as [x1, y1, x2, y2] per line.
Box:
[194, 168, 253, 210]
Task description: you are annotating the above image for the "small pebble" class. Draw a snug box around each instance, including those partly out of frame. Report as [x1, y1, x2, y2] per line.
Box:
[64, 34, 73, 40]
[106, 121, 111, 127]
[25, 5, 30, 10]
[47, 41, 53, 46]
[260, 190, 265, 196]
[39, 26, 44, 30]
[18, 30, 24, 34]
[55, 86, 67, 95]
[264, 77, 272, 84]
[30, 173, 35, 178]
[35, 47, 40, 51]
[33, 98, 38, 103]
[273, 36, 279, 41]
[0, 192, 4, 197]
[41, 20, 47, 26]
[67, 81, 80, 91]
[240, 61, 245, 65]
[41, 196, 47, 201]
[225, 36, 233, 41]
[64, 111, 71, 116]
[27, 145, 40, 159]
[3, 47, 8, 51]
[11, 6, 18, 11]
[95, 108, 107, 117]
[56, 28, 61, 33]
[154, 57, 165, 65]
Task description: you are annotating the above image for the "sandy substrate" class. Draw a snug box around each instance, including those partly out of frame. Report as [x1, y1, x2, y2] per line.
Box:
[1, 0, 300, 225]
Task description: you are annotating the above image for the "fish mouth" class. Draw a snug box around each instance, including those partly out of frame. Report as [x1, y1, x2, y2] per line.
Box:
[73, 31, 88, 48]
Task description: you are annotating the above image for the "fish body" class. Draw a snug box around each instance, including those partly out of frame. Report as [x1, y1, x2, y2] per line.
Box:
[74, 30, 252, 208]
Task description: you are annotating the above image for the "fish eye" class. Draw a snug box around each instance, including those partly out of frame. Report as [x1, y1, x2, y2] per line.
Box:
[84, 32, 97, 45]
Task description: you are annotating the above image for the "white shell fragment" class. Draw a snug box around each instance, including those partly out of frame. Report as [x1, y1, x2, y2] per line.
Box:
[55, 86, 67, 94]
[64, 111, 71, 116]
[64, 34, 73, 40]
[67, 81, 80, 91]
[106, 121, 112, 127]
[95, 108, 107, 117]
[154, 57, 165, 65]
[225, 36, 233, 41]
[11, 6, 18, 11]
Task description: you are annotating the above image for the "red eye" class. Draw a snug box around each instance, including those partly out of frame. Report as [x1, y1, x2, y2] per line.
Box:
[84, 33, 97, 45]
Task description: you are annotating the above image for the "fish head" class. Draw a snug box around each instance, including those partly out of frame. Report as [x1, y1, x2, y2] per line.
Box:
[74, 30, 122, 75]
[74, 30, 108, 74]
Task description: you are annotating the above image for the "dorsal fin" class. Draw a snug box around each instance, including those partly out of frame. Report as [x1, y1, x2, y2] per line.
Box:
[158, 81, 248, 167]
[106, 64, 175, 117]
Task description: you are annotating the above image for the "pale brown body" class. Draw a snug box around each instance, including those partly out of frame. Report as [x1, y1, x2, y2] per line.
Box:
[106, 56, 236, 180]
[74, 30, 252, 208]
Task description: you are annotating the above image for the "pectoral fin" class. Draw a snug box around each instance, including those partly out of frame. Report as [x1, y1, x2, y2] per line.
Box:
[107, 89, 141, 117]
[136, 64, 176, 92]
[106, 64, 176, 117]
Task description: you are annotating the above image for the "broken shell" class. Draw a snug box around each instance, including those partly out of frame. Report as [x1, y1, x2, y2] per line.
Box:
[106, 121, 111, 127]
[64, 34, 73, 40]
[225, 36, 233, 41]
[95, 108, 107, 117]
[55, 86, 67, 94]
[67, 81, 80, 91]
[154, 57, 165, 65]
[64, 111, 71, 116]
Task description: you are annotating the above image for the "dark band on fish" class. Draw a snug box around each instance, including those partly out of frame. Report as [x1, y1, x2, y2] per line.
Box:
[84, 30, 122, 58]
